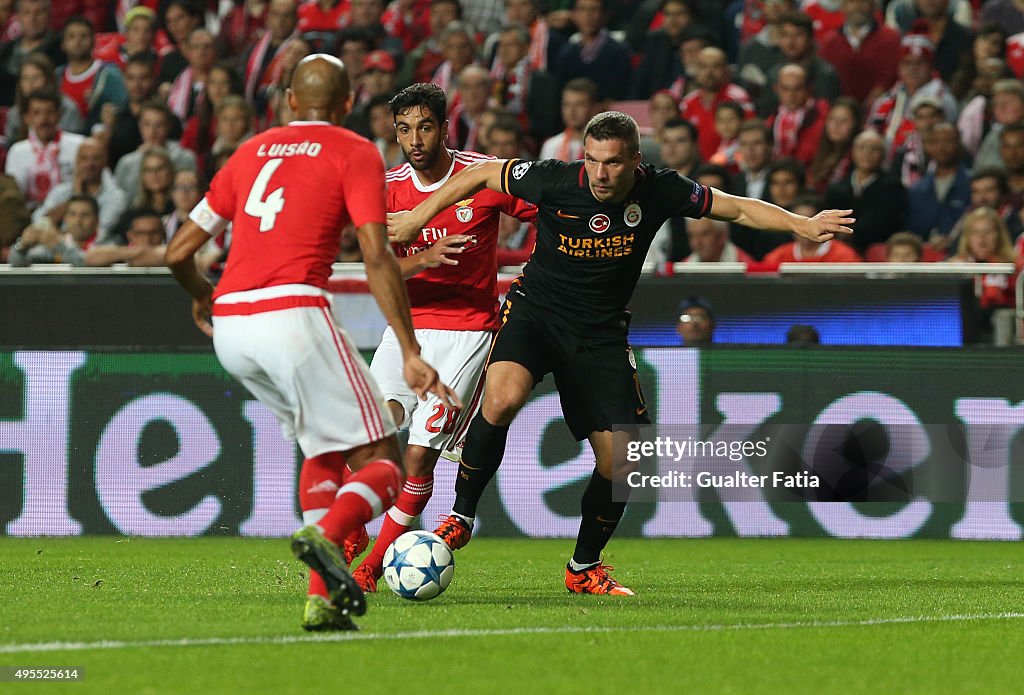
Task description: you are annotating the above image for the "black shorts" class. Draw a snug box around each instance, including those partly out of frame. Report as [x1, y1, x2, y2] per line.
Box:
[488, 291, 650, 441]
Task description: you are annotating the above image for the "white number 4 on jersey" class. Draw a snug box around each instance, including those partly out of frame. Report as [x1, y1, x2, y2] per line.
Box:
[244, 158, 285, 232]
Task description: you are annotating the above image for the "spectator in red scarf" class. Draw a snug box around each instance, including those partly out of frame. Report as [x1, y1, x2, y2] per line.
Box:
[157, 0, 204, 88]
[4, 90, 85, 210]
[765, 64, 829, 167]
[867, 33, 957, 163]
[219, 1, 268, 65]
[242, 0, 298, 116]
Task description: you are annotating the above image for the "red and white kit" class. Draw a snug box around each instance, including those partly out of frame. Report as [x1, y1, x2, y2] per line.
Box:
[189, 121, 395, 456]
[374, 150, 536, 450]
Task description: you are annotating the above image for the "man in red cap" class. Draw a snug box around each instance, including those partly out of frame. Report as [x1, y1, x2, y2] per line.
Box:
[866, 32, 956, 162]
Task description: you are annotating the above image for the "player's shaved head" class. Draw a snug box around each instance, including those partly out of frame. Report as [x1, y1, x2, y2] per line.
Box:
[287, 53, 352, 124]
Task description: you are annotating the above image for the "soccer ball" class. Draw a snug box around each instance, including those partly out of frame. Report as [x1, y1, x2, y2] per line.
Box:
[382, 530, 455, 601]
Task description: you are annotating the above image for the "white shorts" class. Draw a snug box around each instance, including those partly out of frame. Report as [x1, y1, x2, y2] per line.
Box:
[370, 326, 490, 450]
[212, 284, 395, 458]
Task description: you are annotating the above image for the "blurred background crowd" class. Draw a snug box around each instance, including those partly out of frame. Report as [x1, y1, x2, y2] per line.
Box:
[0, 0, 1022, 314]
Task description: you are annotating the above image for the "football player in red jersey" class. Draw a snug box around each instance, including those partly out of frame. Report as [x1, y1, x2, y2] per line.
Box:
[166, 55, 458, 631]
[350, 83, 537, 592]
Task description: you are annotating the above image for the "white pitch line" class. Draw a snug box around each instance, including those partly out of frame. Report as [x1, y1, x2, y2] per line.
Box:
[1, 613, 1022, 655]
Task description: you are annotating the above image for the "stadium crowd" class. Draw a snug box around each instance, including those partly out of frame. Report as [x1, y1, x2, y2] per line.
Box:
[0, 0, 1022, 308]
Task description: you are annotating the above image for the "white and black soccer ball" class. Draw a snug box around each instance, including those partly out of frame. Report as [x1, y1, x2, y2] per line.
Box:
[382, 530, 455, 601]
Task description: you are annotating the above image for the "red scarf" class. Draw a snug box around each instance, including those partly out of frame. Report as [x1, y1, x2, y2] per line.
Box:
[168, 67, 195, 120]
[773, 100, 811, 159]
[556, 130, 583, 162]
[27, 129, 61, 205]
[245, 33, 293, 102]
[528, 19, 550, 71]
[491, 57, 530, 122]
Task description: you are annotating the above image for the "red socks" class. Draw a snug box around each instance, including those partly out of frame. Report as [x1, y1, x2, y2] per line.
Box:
[298, 453, 348, 598]
[361, 474, 434, 575]
[316, 459, 403, 547]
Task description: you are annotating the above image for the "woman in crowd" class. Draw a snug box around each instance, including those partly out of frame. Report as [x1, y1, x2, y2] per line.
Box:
[951, 207, 1017, 309]
[181, 64, 244, 176]
[807, 97, 861, 195]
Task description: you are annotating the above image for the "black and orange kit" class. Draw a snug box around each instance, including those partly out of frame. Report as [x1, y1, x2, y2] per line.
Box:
[491, 158, 713, 440]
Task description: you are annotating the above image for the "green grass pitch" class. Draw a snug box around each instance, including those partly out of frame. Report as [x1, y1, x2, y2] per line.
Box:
[2, 537, 1023, 693]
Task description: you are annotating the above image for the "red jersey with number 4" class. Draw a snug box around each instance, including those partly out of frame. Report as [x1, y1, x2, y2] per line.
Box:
[200, 121, 385, 300]
[386, 150, 537, 331]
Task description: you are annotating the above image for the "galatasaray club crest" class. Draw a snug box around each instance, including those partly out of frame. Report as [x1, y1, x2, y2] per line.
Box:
[455, 198, 475, 223]
[589, 213, 611, 234]
[624, 203, 642, 227]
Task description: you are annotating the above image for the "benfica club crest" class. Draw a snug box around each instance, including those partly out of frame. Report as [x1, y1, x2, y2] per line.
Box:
[455, 198, 474, 223]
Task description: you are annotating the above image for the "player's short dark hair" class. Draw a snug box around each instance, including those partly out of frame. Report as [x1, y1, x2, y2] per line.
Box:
[972, 167, 1010, 194]
[583, 111, 640, 155]
[63, 15, 94, 36]
[778, 11, 812, 36]
[390, 83, 447, 125]
[67, 194, 99, 217]
[663, 117, 698, 142]
[24, 89, 60, 110]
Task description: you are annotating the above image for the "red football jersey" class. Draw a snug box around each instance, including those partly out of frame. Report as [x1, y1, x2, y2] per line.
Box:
[386, 150, 537, 331]
[195, 121, 385, 299]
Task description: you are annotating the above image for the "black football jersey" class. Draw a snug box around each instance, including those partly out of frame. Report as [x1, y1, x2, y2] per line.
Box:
[499, 158, 713, 328]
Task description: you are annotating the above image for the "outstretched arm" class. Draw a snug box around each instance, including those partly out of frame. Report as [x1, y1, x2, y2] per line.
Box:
[388, 160, 507, 244]
[709, 189, 854, 242]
